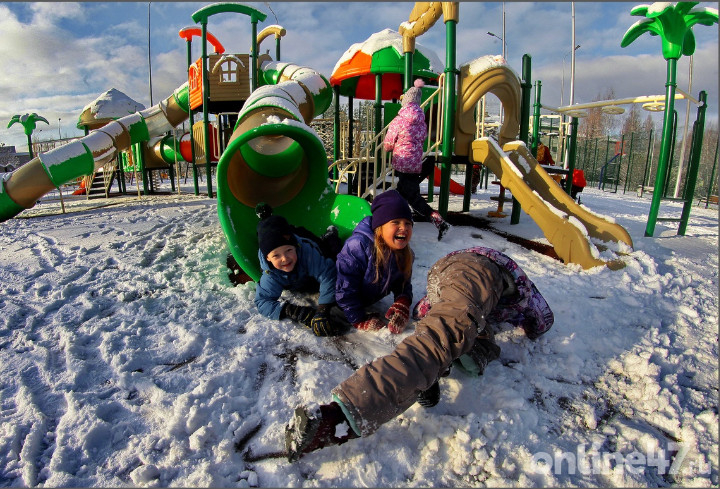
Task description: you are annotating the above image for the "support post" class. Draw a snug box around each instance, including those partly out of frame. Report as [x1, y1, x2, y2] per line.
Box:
[678, 91, 707, 235]
[333, 86, 340, 180]
[201, 21, 213, 198]
[512, 54, 532, 224]
[646, 58, 678, 237]
[564, 118, 578, 195]
[185, 37, 200, 195]
[438, 19, 457, 217]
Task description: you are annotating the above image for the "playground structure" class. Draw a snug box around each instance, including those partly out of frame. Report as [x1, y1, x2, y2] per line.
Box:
[1, 2, 717, 276]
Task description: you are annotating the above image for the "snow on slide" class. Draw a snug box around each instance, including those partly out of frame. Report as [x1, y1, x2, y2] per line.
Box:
[471, 137, 633, 270]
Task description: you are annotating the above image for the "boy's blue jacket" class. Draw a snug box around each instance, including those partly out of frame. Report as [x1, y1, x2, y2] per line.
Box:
[335, 216, 413, 324]
[255, 235, 337, 319]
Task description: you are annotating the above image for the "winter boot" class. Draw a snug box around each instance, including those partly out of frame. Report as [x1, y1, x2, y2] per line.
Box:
[454, 327, 501, 377]
[430, 211, 450, 241]
[417, 380, 440, 408]
[285, 402, 358, 462]
[319, 225, 342, 260]
[416, 366, 451, 408]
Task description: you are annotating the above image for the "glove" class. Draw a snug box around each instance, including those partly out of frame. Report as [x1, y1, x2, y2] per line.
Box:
[282, 303, 316, 328]
[385, 296, 411, 334]
[309, 312, 342, 337]
[353, 315, 386, 331]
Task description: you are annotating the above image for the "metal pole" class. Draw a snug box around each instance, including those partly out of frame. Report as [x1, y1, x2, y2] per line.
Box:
[569, 3, 576, 110]
[615, 134, 624, 192]
[663, 110, 678, 198]
[333, 86, 340, 180]
[645, 58, 678, 237]
[374, 74, 382, 136]
[673, 55, 693, 198]
[565, 2, 577, 170]
[624, 132, 634, 194]
[531, 80, 541, 156]
[511, 54, 532, 224]
[502, 2, 506, 60]
[148, 2, 153, 106]
[201, 21, 213, 198]
[678, 91, 707, 235]
[438, 18, 457, 217]
[705, 137, 719, 208]
[186, 38, 200, 195]
[565, 118, 578, 195]
[404, 52, 414, 92]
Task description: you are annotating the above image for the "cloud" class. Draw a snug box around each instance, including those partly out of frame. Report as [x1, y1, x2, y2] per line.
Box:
[0, 1, 716, 151]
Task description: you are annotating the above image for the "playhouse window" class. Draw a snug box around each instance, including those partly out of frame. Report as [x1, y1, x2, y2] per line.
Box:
[189, 65, 200, 91]
[219, 61, 238, 84]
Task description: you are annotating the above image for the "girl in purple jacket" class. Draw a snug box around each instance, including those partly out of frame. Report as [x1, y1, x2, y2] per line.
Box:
[335, 190, 414, 334]
[384, 79, 450, 241]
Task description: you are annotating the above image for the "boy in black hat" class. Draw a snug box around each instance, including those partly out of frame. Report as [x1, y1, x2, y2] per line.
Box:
[255, 213, 344, 337]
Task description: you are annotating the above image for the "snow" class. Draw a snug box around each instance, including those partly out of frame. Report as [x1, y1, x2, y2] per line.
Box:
[332, 28, 444, 76]
[0, 178, 717, 487]
[81, 88, 146, 120]
[464, 54, 514, 78]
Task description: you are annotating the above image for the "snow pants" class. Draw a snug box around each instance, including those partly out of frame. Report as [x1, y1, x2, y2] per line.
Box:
[332, 252, 504, 436]
[395, 157, 436, 219]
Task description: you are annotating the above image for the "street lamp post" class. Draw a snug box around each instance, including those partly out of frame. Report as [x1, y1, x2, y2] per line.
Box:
[560, 44, 580, 163]
[560, 45, 580, 108]
[58, 118, 61, 140]
[488, 4, 508, 127]
[487, 30, 507, 126]
[486, 31, 506, 60]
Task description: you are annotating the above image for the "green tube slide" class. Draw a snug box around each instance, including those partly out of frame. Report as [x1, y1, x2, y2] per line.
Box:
[0, 83, 190, 222]
[216, 92, 370, 282]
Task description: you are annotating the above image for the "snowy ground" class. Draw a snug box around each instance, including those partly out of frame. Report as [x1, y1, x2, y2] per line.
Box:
[0, 177, 717, 488]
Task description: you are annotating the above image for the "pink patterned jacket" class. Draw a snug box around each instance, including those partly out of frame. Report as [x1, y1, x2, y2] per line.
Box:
[383, 103, 426, 174]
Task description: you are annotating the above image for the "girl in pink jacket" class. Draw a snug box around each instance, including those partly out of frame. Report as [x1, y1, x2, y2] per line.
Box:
[383, 79, 450, 241]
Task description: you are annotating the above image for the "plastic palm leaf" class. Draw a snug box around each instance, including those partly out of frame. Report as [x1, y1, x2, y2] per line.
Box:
[14, 113, 49, 136]
[622, 2, 718, 59]
[7, 115, 21, 129]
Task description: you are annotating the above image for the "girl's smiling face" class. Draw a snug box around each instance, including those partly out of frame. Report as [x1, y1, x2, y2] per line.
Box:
[380, 218, 413, 251]
[267, 245, 297, 272]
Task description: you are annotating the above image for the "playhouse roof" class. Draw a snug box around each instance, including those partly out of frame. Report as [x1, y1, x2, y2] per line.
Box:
[77, 88, 146, 130]
[330, 28, 443, 100]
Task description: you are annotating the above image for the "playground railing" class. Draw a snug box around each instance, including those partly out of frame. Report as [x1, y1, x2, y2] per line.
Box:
[329, 75, 445, 200]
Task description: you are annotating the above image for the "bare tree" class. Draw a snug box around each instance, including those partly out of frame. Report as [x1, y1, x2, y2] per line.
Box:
[642, 114, 655, 134]
[579, 88, 616, 138]
[622, 103, 644, 135]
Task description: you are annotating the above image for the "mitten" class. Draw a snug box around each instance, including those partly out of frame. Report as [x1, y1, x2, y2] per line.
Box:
[282, 303, 316, 328]
[385, 296, 411, 334]
[353, 315, 386, 331]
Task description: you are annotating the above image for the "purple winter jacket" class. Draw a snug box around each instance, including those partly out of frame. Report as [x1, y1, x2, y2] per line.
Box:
[383, 103, 426, 174]
[335, 216, 413, 324]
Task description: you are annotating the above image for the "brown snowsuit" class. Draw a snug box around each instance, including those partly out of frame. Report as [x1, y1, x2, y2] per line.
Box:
[331, 252, 505, 436]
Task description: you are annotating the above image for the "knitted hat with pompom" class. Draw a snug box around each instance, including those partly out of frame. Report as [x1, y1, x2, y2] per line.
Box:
[257, 215, 297, 258]
[401, 79, 425, 107]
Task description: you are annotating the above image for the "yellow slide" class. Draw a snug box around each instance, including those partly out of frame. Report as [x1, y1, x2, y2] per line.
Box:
[471, 137, 632, 270]
[453, 55, 632, 270]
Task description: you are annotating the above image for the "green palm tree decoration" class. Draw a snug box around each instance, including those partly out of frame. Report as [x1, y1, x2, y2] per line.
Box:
[7, 112, 50, 159]
[621, 2, 718, 236]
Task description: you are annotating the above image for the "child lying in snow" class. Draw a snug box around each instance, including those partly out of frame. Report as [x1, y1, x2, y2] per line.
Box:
[285, 246, 554, 460]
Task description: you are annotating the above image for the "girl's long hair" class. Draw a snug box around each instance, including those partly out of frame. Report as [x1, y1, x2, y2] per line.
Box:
[372, 226, 413, 284]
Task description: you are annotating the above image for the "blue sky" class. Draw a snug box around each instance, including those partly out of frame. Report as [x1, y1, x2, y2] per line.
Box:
[0, 2, 717, 152]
